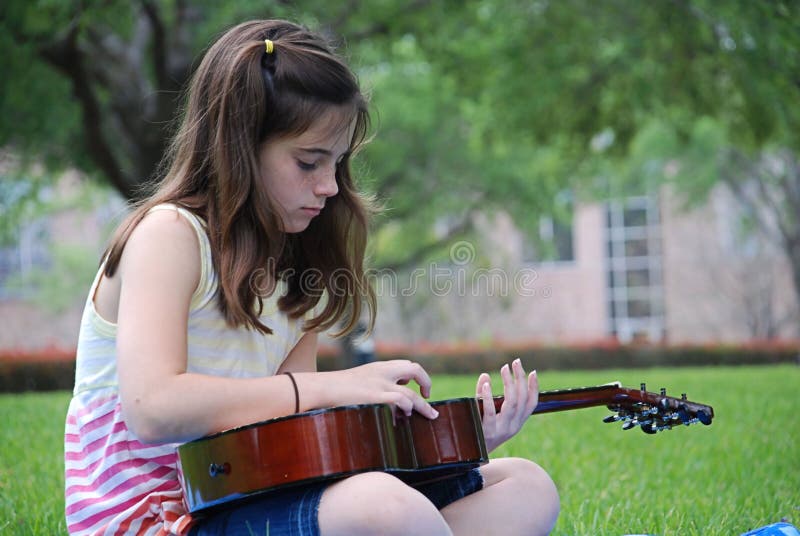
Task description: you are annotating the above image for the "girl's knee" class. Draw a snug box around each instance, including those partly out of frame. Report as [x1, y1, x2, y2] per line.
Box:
[489, 457, 557, 489]
[486, 457, 560, 528]
[507, 458, 558, 504]
[319, 472, 450, 536]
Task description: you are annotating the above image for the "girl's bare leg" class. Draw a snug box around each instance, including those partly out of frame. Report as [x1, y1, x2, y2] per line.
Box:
[441, 457, 560, 536]
[318, 471, 453, 536]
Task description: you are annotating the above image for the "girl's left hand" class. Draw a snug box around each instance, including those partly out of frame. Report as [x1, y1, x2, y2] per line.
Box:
[476, 359, 539, 453]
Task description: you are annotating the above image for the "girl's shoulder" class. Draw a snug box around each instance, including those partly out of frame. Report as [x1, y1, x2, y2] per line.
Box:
[119, 204, 204, 293]
[131, 204, 202, 252]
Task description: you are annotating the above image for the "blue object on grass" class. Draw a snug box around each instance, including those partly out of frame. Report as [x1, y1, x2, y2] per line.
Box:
[741, 522, 800, 536]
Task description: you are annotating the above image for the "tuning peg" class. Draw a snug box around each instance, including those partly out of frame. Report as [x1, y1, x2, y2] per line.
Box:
[603, 414, 620, 423]
[643, 406, 659, 416]
[640, 382, 646, 391]
[640, 423, 657, 434]
[660, 387, 667, 396]
[696, 410, 712, 426]
[622, 420, 637, 431]
[637, 416, 654, 427]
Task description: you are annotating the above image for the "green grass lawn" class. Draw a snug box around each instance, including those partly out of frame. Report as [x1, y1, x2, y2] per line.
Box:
[1, 365, 798, 535]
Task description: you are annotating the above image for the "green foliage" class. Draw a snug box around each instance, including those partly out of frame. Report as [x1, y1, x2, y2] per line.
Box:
[671, 117, 731, 206]
[2, 365, 797, 534]
[608, 115, 729, 204]
[0, 2, 111, 169]
[2, 0, 799, 272]
[350, 0, 800, 265]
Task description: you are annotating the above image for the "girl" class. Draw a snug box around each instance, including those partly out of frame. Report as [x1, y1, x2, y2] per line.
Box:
[64, 19, 559, 536]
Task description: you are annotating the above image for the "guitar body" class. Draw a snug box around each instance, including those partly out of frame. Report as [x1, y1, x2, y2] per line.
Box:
[178, 398, 487, 514]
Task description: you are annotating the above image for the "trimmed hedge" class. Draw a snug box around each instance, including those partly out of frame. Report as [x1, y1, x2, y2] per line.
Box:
[359, 344, 800, 375]
[0, 360, 76, 393]
[1, 343, 798, 393]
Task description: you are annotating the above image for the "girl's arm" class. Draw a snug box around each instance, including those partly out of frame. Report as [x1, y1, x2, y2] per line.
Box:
[116, 210, 435, 444]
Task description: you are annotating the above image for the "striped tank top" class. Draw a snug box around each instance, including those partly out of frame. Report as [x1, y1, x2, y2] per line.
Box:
[64, 204, 312, 535]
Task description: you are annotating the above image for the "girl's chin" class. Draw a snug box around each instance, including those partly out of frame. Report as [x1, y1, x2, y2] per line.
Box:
[283, 221, 311, 234]
[276, 212, 316, 234]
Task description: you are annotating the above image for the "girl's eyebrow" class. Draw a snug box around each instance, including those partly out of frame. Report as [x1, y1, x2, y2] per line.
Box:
[297, 147, 333, 156]
[297, 147, 351, 159]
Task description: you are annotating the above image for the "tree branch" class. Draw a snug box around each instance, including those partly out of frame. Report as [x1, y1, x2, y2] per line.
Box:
[140, 0, 168, 90]
[377, 215, 475, 273]
[38, 25, 135, 198]
[375, 170, 405, 200]
[775, 150, 800, 237]
[375, 190, 486, 273]
[720, 149, 785, 247]
[330, 0, 434, 41]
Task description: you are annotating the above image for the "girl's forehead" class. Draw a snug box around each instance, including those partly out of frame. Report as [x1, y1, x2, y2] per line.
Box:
[294, 106, 357, 148]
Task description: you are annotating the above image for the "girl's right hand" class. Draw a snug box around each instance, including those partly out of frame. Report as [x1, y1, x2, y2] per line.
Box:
[323, 360, 439, 420]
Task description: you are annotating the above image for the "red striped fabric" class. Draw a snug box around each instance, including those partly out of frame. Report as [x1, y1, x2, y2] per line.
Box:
[65, 393, 193, 535]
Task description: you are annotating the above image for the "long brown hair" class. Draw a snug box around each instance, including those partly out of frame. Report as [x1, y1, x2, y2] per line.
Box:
[103, 20, 376, 337]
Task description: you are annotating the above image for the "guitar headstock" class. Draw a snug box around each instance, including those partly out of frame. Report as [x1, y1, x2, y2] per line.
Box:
[602, 383, 715, 434]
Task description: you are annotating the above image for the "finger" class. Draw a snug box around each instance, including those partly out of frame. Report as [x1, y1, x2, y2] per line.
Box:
[476, 372, 491, 397]
[378, 360, 419, 389]
[512, 358, 529, 420]
[524, 369, 540, 416]
[403, 361, 432, 399]
[412, 395, 439, 419]
[383, 391, 414, 416]
[480, 380, 496, 420]
[397, 384, 438, 419]
[499, 363, 516, 416]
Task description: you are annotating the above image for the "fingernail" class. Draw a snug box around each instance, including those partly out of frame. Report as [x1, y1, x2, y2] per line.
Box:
[431, 409, 439, 418]
[514, 358, 521, 366]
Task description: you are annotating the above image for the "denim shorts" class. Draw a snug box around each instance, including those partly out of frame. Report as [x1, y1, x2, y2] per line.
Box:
[188, 468, 484, 536]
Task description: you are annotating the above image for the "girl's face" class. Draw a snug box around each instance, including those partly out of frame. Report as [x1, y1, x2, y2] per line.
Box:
[258, 109, 355, 233]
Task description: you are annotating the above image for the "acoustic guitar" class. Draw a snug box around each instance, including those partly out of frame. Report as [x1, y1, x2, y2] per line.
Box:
[177, 382, 714, 514]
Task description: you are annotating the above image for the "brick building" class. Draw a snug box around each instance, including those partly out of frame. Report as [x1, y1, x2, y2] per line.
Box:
[1, 179, 797, 351]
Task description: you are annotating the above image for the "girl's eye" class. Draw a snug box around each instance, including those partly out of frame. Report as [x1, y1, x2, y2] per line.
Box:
[297, 160, 317, 171]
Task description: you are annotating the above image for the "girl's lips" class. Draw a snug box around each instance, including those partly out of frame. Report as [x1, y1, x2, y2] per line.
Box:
[302, 207, 322, 216]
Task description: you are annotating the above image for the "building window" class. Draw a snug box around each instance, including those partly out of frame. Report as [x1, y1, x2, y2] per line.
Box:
[522, 192, 574, 264]
[605, 196, 664, 343]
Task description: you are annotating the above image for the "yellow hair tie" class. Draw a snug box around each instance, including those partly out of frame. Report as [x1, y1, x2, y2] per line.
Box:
[264, 39, 274, 54]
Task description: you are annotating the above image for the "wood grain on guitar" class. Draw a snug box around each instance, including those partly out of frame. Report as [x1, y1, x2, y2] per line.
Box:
[177, 382, 714, 514]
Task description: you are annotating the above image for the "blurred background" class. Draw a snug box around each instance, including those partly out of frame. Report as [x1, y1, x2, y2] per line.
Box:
[1, 0, 798, 379]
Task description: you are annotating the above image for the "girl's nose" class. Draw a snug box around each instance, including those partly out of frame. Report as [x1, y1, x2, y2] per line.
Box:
[314, 169, 339, 198]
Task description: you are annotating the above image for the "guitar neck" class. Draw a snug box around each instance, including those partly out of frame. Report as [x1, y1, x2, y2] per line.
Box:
[485, 383, 626, 415]
[482, 382, 714, 420]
